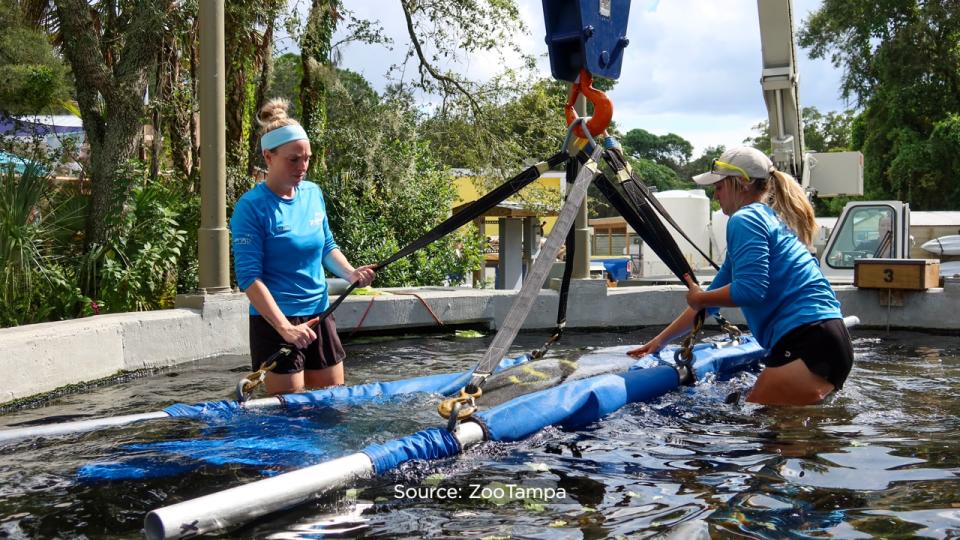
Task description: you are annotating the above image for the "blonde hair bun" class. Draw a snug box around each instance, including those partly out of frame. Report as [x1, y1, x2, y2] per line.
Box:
[257, 98, 297, 135]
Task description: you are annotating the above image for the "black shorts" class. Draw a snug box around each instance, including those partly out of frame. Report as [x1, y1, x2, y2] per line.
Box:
[766, 318, 854, 389]
[249, 314, 346, 374]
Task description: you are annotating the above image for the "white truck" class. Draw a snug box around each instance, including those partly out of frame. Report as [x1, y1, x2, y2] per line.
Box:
[757, 0, 910, 282]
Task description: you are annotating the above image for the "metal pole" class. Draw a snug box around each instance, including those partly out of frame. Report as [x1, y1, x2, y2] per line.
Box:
[197, 0, 231, 293]
[573, 94, 592, 279]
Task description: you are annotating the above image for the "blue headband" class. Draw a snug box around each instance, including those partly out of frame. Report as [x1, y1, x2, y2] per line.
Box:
[261, 124, 308, 151]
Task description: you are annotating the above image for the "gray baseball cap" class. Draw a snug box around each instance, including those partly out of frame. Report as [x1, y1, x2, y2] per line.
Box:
[692, 146, 775, 186]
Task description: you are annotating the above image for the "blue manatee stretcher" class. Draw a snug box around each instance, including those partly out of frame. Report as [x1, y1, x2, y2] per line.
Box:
[142, 336, 767, 540]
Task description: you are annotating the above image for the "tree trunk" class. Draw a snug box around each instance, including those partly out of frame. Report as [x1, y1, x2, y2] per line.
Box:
[300, 0, 340, 178]
[189, 36, 200, 192]
[224, 1, 285, 194]
[149, 44, 166, 183]
[247, 21, 275, 177]
[53, 0, 171, 253]
[163, 38, 194, 187]
[224, 3, 252, 171]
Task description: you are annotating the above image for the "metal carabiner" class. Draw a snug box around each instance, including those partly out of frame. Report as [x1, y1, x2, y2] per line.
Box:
[437, 387, 482, 420]
[564, 68, 613, 139]
[235, 353, 285, 402]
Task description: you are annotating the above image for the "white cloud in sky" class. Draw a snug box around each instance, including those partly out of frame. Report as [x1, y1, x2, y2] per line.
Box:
[328, 0, 852, 156]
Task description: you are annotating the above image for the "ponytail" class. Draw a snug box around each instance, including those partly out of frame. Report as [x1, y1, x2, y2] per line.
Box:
[765, 170, 817, 248]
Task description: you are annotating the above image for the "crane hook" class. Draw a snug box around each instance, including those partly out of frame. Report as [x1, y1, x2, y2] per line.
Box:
[565, 68, 613, 139]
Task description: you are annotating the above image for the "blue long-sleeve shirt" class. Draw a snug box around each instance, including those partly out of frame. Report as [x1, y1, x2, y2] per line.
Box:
[708, 203, 841, 349]
[230, 181, 339, 316]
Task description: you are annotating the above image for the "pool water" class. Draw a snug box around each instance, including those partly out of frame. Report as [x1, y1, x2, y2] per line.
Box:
[0, 329, 958, 538]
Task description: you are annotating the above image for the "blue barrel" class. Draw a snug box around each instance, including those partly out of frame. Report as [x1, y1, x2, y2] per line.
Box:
[542, 0, 632, 82]
[595, 258, 629, 281]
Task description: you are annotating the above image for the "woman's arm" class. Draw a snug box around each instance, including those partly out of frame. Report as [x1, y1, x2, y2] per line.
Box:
[323, 248, 376, 286]
[627, 306, 700, 357]
[684, 274, 737, 311]
[629, 269, 741, 358]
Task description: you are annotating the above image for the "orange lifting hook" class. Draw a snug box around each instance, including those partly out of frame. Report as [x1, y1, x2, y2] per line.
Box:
[565, 68, 613, 139]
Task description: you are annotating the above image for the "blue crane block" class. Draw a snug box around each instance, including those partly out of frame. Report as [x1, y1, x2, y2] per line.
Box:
[542, 0, 631, 83]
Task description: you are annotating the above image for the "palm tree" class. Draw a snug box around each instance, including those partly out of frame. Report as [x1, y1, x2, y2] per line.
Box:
[0, 162, 85, 325]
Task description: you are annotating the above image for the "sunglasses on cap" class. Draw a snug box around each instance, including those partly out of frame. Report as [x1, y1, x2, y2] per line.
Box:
[710, 158, 751, 182]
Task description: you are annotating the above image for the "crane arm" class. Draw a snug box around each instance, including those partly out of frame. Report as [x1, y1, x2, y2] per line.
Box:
[757, 0, 806, 184]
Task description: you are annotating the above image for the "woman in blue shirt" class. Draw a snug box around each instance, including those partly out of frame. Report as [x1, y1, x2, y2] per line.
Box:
[231, 98, 376, 394]
[628, 146, 852, 405]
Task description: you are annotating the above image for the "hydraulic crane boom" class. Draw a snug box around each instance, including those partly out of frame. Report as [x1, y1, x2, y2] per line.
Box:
[757, 0, 805, 183]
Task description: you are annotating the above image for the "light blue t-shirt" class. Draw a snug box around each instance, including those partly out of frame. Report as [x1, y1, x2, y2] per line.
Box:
[230, 181, 339, 316]
[708, 203, 842, 349]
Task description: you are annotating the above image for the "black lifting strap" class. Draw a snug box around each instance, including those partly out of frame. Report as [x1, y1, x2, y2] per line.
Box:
[602, 147, 720, 272]
[529, 156, 579, 360]
[600, 146, 731, 346]
[591, 151, 708, 383]
[464, 144, 604, 395]
[592, 168, 695, 285]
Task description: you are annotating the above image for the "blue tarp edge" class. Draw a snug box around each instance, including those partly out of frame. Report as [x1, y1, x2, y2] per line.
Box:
[163, 355, 531, 418]
[362, 427, 462, 475]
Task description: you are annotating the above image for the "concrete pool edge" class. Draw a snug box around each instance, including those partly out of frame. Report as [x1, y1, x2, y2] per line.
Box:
[1, 278, 959, 406]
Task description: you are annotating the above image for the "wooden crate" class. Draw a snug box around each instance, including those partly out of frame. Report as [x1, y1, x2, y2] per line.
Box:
[854, 259, 941, 290]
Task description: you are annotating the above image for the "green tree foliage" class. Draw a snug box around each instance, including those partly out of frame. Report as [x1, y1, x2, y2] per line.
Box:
[621, 128, 693, 172]
[396, 0, 528, 112]
[0, 136, 195, 327]
[315, 81, 483, 287]
[266, 60, 379, 162]
[803, 108, 857, 153]
[682, 145, 725, 180]
[270, 53, 303, 119]
[741, 107, 859, 217]
[743, 106, 857, 154]
[800, 0, 960, 210]
[84, 177, 188, 313]
[51, 0, 172, 253]
[627, 156, 689, 192]
[0, 3, 70, 114]
[151, 1, 202, 187]
[423, 75, 700, 218]
[0, 162, 90, 326]
[587, 156, 689, 219]
[423, 75, 566, 174]
[224, 0, 285, 175]
[421, 74, 568, 217]
[300, 0, 341, 178]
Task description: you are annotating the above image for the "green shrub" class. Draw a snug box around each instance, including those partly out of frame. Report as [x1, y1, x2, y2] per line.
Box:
[0, 162, 91, 325]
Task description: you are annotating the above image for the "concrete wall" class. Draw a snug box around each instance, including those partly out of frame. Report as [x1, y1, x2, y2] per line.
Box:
[0, 293, 249, 405]
[1, 279, 958, 405]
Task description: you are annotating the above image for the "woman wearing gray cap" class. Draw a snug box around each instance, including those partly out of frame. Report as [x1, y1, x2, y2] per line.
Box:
[628, 146, 852, 405]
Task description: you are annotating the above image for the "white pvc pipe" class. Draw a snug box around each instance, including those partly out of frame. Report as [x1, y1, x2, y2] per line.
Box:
[0, 396, 286, 446]
[843, 315, 860, 329]
[144, 422, 486, 540]
[0, 411, 170, 445]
